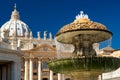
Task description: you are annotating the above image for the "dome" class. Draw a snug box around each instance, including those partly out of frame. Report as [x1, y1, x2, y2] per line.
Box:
[0, 4, 30, 37]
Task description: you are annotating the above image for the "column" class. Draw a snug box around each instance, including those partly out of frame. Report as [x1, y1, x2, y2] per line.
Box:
[11, 62, 19, 80]
[58, 73, 61, 80]
[11, 62, 14, 80]
[38, 59, 42, 80]
[62, 74, 65, 80]
[2, 65, 7, 80]
[24, 59, 28, 80]
[7, 64, 11, 80]
[13, 62, 19, 80]
[29, 58, 33, 80]
[50, 70, 53, 80]
[0, 66, 1, 80]
[98, 75, 102, 80]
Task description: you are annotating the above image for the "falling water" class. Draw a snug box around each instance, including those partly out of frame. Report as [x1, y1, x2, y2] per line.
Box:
[55, 38, 74, 59]
[100, 37, 112, 49]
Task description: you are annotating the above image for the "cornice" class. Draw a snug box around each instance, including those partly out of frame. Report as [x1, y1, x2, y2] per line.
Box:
[0, 48, 22, 57]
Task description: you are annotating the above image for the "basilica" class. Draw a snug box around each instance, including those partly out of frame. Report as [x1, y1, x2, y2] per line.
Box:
[0, 4, 120, 80]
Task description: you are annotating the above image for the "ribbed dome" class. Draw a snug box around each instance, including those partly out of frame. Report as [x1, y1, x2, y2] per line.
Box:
[1, 4, 30, 37]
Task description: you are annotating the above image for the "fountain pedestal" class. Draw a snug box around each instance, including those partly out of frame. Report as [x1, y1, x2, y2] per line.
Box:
[71, 72, 100, 80]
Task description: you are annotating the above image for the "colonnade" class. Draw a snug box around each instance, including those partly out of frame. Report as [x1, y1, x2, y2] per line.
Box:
[0, 63, 11, 80]
[24, 58, 65, 80]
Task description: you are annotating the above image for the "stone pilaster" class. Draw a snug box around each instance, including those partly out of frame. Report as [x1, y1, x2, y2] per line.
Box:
[29, 58, 33, 80]
[2, 65, 7, 80]
[38, 58, 42, 80]
[58, 73, 61, 80]
[50, 70, 53, 80]
[24, 58, 29, 80]
[62, 74, 65, 80]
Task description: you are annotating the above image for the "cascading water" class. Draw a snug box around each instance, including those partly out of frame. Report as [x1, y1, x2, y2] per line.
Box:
[55, 38, 74, 59]
[48, 11, 120, 80]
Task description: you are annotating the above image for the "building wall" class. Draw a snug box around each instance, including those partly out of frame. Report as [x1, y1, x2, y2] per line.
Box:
[0, 49, 21, 80]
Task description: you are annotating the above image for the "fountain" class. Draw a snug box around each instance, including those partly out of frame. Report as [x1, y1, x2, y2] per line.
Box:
[48, 11, 120, 80]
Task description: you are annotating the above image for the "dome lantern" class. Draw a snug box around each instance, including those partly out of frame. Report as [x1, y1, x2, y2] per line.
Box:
[11, 4, 20, 20]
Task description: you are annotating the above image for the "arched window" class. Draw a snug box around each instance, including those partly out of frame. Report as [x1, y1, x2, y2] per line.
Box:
[33, 62, 37, 69]
[42, 61, 47, 69]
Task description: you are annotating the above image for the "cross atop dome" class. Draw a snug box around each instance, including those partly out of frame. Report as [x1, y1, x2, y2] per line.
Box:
[14, 4, 17, 10]
[11, 4, 20, 20]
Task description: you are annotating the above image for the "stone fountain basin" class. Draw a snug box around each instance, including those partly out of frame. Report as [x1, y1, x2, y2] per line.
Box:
[48, 57, 120, 76]
[56, 30, 112, 44]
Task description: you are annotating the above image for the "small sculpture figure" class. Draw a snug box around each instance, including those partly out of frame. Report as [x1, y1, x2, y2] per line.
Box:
[37, 32, 40, 40]
[30, 31, 33, 39]
[75, 11, 89, 20]
[1, 29, 9, 43]
[44, 31, 47, 40]
[49, 32, 52, 41]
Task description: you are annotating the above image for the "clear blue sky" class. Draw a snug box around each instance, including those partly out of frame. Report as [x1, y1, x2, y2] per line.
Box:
[0, 0, 120, 49]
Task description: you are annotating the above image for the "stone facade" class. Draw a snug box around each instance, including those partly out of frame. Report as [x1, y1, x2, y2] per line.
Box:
[0, 42, 21, 80]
